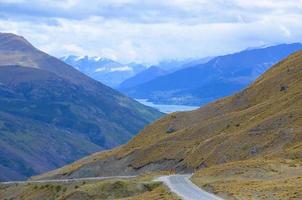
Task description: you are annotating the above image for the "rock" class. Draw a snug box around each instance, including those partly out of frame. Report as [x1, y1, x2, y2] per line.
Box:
[199, 162, 208, 169]
[280, 85, 288, 92]
[166, 127, 176, 134]
[250, 146, 258, 155]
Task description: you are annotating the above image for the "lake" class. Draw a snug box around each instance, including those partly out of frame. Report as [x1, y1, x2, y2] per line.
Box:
[136, 99, 199, 113]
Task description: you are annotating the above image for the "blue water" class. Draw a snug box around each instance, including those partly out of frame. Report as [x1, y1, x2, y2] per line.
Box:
[136, 99, 199, 113]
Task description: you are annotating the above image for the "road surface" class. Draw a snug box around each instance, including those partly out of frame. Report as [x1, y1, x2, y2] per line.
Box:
[0, 176, 136, 185]
[156, 174, 224, 200]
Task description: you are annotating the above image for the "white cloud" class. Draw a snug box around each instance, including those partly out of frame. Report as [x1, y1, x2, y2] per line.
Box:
[0, 0, 302, 64]
[0, 0, 25, 2]
[279, 25, 291, 38]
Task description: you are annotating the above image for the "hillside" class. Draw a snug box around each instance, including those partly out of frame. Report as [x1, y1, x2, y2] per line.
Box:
[122, 43, 302, 105]
[119, 66, 168, 89]
[0, 174, 179, 200]
[0, 33, 163, 181]
[35, 51, 302, 199]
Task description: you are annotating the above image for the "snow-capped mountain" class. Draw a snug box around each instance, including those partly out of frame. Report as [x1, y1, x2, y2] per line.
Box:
[61, 55, 147, 88]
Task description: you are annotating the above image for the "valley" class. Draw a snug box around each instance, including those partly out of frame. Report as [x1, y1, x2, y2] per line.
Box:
[1, 1, 302, 199]
[30, 50, 302, 200]
[120, 43, 302, 106]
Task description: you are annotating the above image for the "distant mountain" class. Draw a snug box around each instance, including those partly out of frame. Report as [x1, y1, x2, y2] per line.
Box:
[155, 57, 213, 72]
[179, 56, 213, 69]
[155, 59, 192, 72]
[119, 58, 213, 90]
[61, 56, 146, 88]
[121, 43, 302, 106]
[0, 33, 163, 181]
[118, 66, 168, 90]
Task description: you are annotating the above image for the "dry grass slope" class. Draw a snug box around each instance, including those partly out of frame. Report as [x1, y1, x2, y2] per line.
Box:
[192, 159, 302, 200]
[0, 174, 179, 200]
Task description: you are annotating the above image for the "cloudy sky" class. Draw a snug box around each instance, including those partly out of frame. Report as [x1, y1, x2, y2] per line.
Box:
[0, 0, 302, 64]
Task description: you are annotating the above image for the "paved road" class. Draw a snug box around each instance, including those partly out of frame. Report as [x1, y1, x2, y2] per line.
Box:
[156, 174, 224, 200]
[0, 176, 136, 185]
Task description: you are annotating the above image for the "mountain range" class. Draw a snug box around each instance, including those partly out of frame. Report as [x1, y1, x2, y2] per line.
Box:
[61, 56, 147, 88]
[61, 56, 211, 89]
[35, 50, 302, 199]
[0, 33, 163, 181]
[120, 43, 302, 106]
[118, 66, 168, 90]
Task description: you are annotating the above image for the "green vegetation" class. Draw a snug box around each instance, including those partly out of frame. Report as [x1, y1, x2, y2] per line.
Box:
[55, 185, 62, 192]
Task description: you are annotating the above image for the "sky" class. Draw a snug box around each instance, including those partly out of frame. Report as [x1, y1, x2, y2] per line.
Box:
[0, 0, 302, 64]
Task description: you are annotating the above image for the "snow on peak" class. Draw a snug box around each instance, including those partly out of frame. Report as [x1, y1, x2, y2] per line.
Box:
[75, 55, 86, 61]
[94, 66, 133, 73]
[95, 67, 107, 72]
[110, 66, 133, 72]
[93, 56, 103, 61]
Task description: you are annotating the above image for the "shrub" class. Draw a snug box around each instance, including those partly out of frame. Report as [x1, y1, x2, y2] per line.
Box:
[55, 185, 62, 192]
[166, 127, 176, 133]
[280, 85, 288, 92]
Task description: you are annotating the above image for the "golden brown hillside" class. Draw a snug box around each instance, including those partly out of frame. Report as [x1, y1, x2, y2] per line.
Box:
[0, 174, 179, 200]
[191, 158, 302, 199]
[34, 50, 302, 197]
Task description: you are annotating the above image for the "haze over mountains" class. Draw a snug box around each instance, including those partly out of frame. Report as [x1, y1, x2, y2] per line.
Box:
[118, 66, 168, 90]
[61, 44, 302, 110]
[36, 50, 302, 199]
[61, 55, 203, 89]
[61, 56, 147, 88]
[120, 43, 302, 106]
[0, 33, 162, 181]
[64, 44, 302, 108]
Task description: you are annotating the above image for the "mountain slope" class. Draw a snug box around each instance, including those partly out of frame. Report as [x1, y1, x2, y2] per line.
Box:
[154, 57, 212, 72]
[36, 50, 302, 182]
[118, 66, 168, 89]
[122, 43, 302, 105]
[0, 32, 163, 181]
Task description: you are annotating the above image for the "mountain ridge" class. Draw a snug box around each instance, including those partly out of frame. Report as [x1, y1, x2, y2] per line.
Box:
[0, 32, 163, 181]
[118, 66, 168, 90]
[61, 55, 147, 88]
[121, 43, 302, 106]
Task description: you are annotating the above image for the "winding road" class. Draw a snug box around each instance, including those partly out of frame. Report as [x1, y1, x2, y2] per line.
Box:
[156, 174, 224, 200]
[0, 176, 136, 185]
[1, 174, 223, 200]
